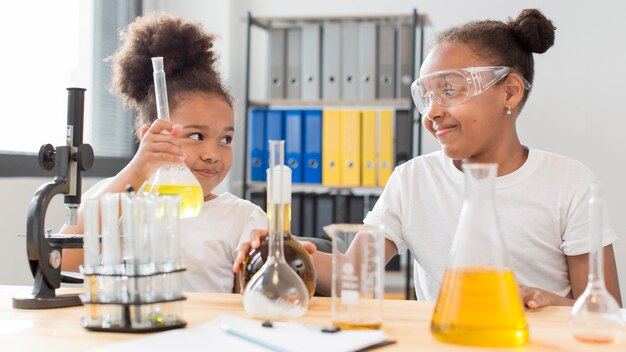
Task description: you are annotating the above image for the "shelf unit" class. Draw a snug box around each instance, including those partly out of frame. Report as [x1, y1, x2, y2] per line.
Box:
[241, 9, 425, 299]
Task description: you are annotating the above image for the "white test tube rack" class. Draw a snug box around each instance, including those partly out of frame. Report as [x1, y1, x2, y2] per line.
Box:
[79, 192, 187, 333]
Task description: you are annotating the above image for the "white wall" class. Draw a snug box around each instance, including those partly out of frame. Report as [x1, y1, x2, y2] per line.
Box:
[2, 0, 625, 302]
[0, 178, 103, 285]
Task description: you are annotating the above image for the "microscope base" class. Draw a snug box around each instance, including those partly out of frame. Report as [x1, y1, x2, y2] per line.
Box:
[12, 293, 83, 309]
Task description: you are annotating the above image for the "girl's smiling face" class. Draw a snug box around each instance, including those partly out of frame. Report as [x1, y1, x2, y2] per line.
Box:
[420, 42, 513, 162]
[170, 92, 234, 200]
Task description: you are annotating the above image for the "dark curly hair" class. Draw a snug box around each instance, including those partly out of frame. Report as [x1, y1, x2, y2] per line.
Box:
[437, 9, 556, 105]
[108, 12, 233, 133]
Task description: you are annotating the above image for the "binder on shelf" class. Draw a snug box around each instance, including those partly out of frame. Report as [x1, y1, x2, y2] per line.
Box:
[368, 194, 380, 211]
[395, 109, 413, 167]
[396, 23, 413, 99]
[322, 21, 341, 100]
[361, 109, 377, 187]
[250, 191, 267, 212]
[286, 28, 302, 100]
[303, 109, 322, 184]
[266, 109, 284, 169]
[268, 28, 286, 99]
[386, 255, 401, 271]
[378, 109, 394, 187]
[315, 193, 334, 240]
[291, 192, 303, 236]
[341, 110, 361, 186]
[301, 23, 321, 100]
[341, 21, 359, 100]
[348, 195, 365, 223]
[249, 108, 267, 182]
[322, 109, 341, 186]
[285, 110, 303, 183]
[377, 23, 396, 99]
[301, 193, 316, 237]
[357, 21, 377, 100]
[334, 194, 349, 223]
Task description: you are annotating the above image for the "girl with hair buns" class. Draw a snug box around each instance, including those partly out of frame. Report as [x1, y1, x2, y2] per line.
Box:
[236, 9, 622, 308]
[61, 12, 271, 293]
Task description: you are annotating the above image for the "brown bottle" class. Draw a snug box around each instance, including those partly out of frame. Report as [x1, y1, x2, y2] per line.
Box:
[240, 202, 317, 297]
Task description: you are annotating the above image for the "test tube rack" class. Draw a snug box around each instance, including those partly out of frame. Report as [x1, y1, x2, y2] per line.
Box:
[80, 265, 187, 333]
[80, 192, 187, 333]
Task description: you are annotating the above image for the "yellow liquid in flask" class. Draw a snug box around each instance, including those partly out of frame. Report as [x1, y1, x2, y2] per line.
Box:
[431, 266, 528, 347]
[145, 184, 204, 218]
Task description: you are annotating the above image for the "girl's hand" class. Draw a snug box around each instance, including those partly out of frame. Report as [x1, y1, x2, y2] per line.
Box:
[128, 120, 185, 182]
[232, 229, 316, 274]
[519, 285, 574, 309]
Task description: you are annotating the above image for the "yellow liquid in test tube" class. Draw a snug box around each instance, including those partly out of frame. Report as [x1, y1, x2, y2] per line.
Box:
[145, 184, 204, 218]
[431, 266, 528, 347]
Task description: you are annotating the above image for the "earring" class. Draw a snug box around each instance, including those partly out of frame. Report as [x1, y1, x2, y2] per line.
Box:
[506, 105, 512, 115]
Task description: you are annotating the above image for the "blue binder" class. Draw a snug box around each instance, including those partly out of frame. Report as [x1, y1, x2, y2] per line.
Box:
[265, 109, 285, 170]
[285, 110, 303, 183]
[249, 108, 266, 182]
[303, 109, 322, 184]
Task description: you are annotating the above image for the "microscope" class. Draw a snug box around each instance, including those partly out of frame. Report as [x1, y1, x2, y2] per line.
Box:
[12, 87, 94, 309]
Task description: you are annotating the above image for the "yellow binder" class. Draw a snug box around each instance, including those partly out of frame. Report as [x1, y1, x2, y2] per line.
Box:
[361, 109, 377, 187]
[341, 110, 361, 186]
[378, 109, 394, 187]
[322, 109, 341, 186]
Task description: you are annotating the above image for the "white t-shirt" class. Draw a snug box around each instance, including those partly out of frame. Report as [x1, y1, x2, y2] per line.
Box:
[179, 192, 266, 293]
[82, 178, 267, 293]
[364, 149, 618, 301]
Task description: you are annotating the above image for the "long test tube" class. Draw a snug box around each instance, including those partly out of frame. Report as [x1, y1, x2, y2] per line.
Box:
[83, 198, 100, 320]
[151, 57, 170, 121]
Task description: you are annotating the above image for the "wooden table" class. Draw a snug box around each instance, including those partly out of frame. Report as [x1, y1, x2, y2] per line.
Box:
[1, 285, 624, 351]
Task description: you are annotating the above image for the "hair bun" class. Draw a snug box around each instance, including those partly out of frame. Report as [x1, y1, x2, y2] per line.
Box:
[508, 9, 556, 54]
[110, 12, 217, 105]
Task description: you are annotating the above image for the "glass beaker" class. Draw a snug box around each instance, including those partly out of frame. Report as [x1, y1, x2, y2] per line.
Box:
[569, 183, 624, 343]
[431, 163, 528, 347]
[323, 223, 385, 330]
[243, 140, 310, 320]
[145, 57, 203, 219]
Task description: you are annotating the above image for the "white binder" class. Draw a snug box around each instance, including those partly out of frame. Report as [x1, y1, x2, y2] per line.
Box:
[377, 23, 396, 99]
[301, 23, 321, 100]
[267, 28, 286, 99]
[341, 20, 359, 100]
[286, 27, 302, 100]
[396, 23, 413, 99]
[322, 21, 341, 100]
[357, 21, 377, 100]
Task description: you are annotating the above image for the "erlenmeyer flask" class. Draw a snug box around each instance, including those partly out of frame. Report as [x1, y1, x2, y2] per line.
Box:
[569, 182, 624, 343]
[243, 140, 310, 320]
[145, 57, 203, 219]
[431, 163, 528, 347]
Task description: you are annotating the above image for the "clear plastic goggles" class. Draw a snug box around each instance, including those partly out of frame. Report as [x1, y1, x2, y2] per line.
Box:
[410, 66, 531, 115]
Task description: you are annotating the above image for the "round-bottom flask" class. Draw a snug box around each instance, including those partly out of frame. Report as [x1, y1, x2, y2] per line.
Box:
[240, 234, 316, 298]
[243, 140, 310, 320]
[569, 183, 624, 343]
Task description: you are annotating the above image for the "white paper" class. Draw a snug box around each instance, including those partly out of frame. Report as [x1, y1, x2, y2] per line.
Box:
[88, 313, 390, 352]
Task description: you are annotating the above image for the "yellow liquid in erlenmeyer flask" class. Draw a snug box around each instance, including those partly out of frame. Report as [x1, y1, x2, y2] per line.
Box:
[145, 184, 204, 218]
[431, 266, 528, 347]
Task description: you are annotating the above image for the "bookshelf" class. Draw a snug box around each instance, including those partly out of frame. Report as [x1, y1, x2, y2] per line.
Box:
[241, 9, 425, 299]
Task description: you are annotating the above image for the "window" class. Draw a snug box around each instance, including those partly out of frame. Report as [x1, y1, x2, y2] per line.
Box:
[0, 0, 140, 176]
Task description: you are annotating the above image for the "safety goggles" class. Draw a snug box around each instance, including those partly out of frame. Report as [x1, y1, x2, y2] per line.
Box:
[410, 66, 531, 115]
